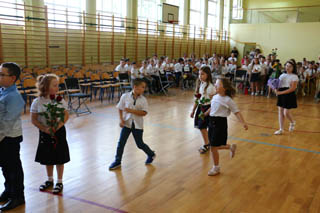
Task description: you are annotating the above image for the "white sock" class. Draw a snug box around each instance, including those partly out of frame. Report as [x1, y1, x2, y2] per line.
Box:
[57, 179, 63, 184]
[48, 176, 53, 182]
[214, 165, 220, 169]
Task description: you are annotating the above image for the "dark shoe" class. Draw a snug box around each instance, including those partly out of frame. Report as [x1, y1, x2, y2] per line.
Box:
[0, 192, 8, 202]
[145, 154, 156, 165]
[109, 161, 121, 170]
[39, 181, 54, 191]
[0, 198, 25, 211]
[52, 183, 63, 194]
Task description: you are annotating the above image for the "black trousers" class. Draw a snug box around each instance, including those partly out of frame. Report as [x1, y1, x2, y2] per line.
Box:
[0, 136, 24, 199]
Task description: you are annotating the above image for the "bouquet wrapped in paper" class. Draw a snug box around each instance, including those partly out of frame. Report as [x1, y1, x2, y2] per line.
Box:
[267, 78, 280, 90]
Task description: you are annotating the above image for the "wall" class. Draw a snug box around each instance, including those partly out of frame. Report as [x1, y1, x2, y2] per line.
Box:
[0, 0, 230, 67]
[230, 22, 320, 62]
[244, 0, 320, 9]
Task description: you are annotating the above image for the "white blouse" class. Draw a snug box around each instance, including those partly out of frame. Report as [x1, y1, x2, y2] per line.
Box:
[199, 82, 215, 103]
[252, 64, 261, 73]
[279, 73, 299, 88]
[210, 94, 240, 117]
[30, 96, 68, 127]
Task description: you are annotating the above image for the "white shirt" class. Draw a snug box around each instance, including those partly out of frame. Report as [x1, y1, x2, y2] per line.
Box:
[116, 92, 148, 130]
[306, 69, 315, 77]
[279, 73, 299, 88]
[131, 68, 141, 79]
[260, 63, 268, 75]
[208, 57, 215, 65]
[147, 64, 159, 76]
[30, 96, 68, 127]
[241, 65, 249, 70]
[252, 64, 261, 73]
[115, 65, 127, 74]
[156, 63, 166, 74]
[221, 65, 229, 75]
[195, 62, 202, 70]
[183, 65, 191, 73]
[201, 64, 210, 69]
[228, 57, 237, 62]
[153, 58, 159, 65]
[139, 67, 149, 76]
[299, 72, 307, 83]
[228, 64, 237, 73]
[174, 63, 183, 73]
[125, 64, 132, 72]
[199, 82, 215, 103]
[210, 94, 240, 117]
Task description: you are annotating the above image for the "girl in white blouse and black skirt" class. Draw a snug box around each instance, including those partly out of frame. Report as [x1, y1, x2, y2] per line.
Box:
[274, 60, 299, 135]
[190, 66, 216, 154]
[204, 78, 248, 176]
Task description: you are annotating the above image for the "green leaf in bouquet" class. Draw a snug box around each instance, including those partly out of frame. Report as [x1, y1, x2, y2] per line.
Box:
[198, 111, 205, 120]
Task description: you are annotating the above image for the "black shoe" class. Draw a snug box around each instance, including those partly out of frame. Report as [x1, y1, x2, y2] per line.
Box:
[39, 181, 54, 191]
[52, 183, 63, 194]
[0, 192, 8, 202]
[0, 198, 25, 211]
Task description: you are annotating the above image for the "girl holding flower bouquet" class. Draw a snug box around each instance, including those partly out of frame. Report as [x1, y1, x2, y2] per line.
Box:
[30, 74, 70, 194]
[190, 66, 216, 154]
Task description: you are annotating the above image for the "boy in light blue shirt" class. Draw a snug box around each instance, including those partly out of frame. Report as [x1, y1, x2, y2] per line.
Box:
[0, 62, 25, 211]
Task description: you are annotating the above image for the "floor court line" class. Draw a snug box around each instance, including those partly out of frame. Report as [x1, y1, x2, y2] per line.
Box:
[27, 187, 128, 213]
[84, 111, 320, 154]
[146, 122, 320, 155]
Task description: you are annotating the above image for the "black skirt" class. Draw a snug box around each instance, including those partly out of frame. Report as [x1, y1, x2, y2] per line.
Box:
[277, 87, 297, 109]
[250, 73, 261, 82]
[194, 105, 211, 129]
[35, 126, 70, 165]
[208, 116, 228, 147]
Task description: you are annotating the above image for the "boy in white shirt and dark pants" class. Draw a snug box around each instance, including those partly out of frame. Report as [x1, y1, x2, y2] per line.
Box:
[109, 79, 156, 170]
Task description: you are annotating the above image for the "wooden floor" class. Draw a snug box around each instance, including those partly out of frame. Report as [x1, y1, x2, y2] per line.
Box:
[1, 89, 320, 213]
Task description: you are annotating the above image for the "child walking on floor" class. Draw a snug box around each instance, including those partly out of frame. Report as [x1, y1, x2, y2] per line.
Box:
[204, 78, 248, 176]
[31, 74, 70, 194]
[109, 79, 156, 170]
[190, 66, 216, 154]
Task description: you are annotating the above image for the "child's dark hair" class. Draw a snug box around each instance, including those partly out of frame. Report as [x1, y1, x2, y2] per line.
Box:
[1, 62, 21, 82]
[286, 60, 297, 74]
[218, 77, 236, 98]
[178, 58, 184, 63]
[195, 66, 213, 94]
[133, 78, 146, 87]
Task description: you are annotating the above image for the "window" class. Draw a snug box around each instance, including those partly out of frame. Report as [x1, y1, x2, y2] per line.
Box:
[189, 0, 204, 38]
[223, 0, 230, 32]
[138, 0, 161, 35]
[0, 0, 24, 25]
[45, 0, 85, 29]
[97, 0, 127, 32]
[208, 0, 219, 31]
[232, 0, 243, 20]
